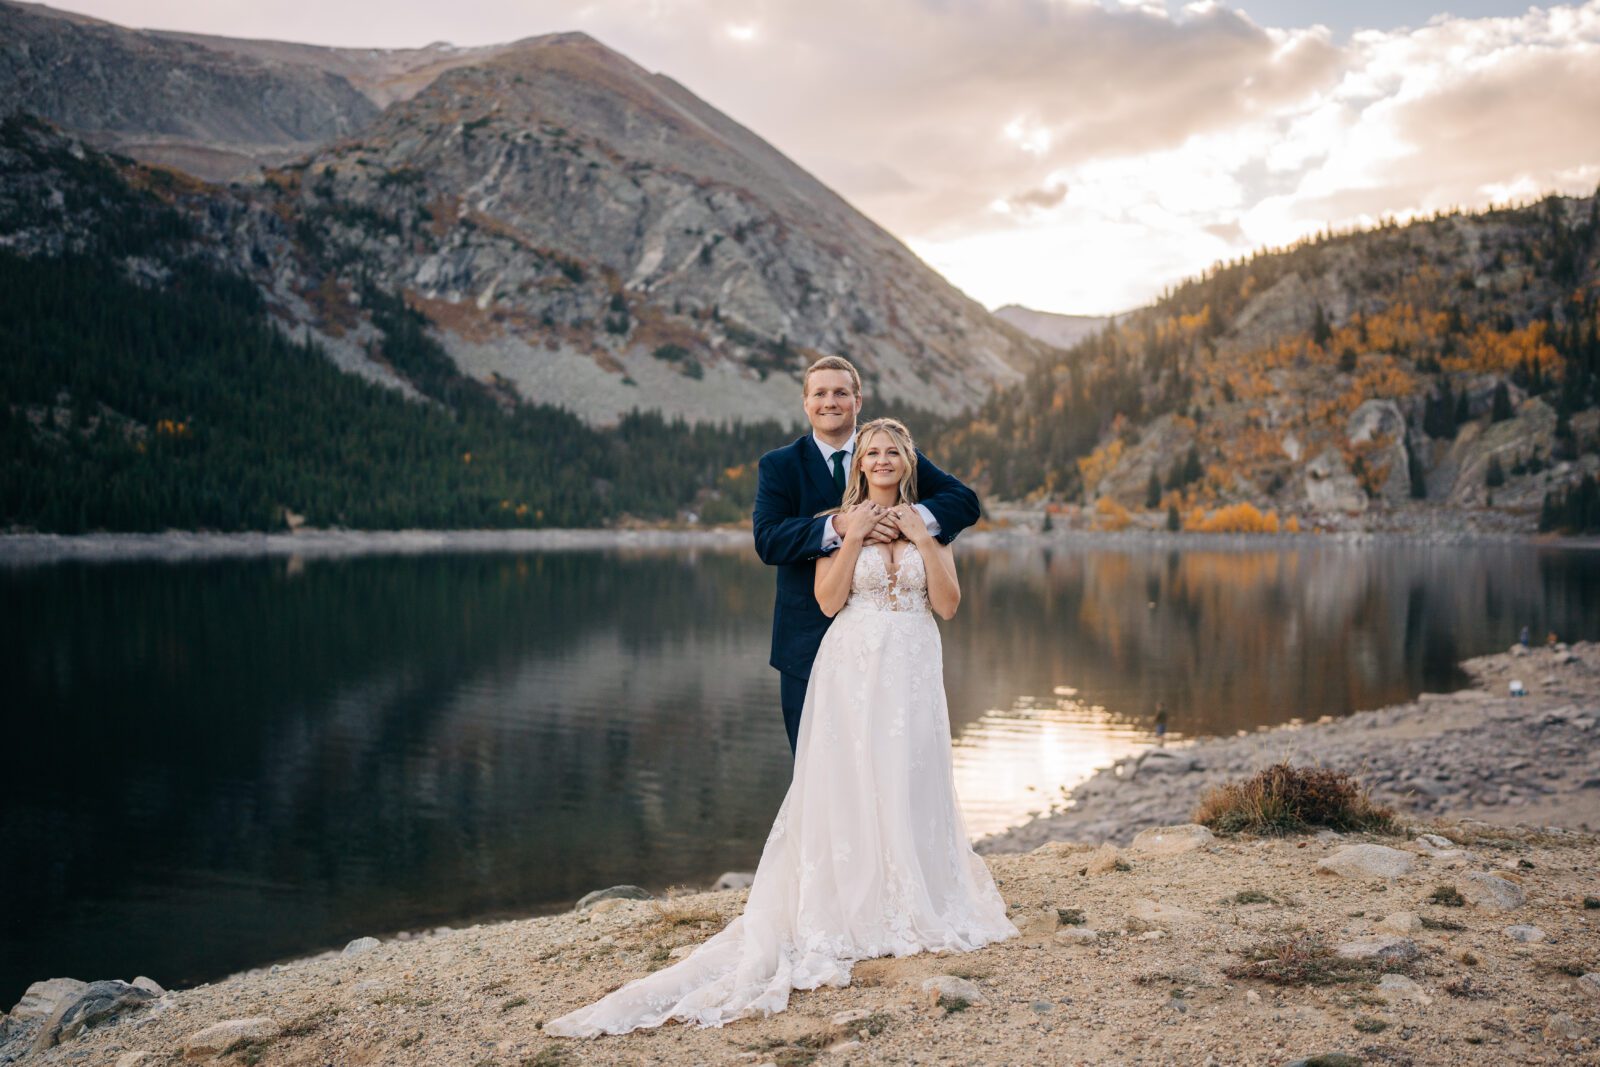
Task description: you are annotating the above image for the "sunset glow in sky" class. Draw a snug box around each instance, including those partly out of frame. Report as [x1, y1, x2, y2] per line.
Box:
[44, 0, 1600, 315]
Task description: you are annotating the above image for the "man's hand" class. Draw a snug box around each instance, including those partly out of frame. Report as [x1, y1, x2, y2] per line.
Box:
[864, 509, 899, 544]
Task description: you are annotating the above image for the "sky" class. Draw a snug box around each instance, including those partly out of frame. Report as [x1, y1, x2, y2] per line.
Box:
[41, 1, 1600, 315]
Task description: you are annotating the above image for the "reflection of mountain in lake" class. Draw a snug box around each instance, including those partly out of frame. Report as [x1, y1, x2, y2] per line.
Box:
[3, 542, 1598, 1005]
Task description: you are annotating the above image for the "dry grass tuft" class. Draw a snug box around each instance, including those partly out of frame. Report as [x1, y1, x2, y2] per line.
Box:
[1222, 932, 1415, 986]
[1194, 762, 1397, 836]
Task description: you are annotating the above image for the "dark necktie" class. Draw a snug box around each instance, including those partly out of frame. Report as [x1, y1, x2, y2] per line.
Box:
[830, 450, 847, 495]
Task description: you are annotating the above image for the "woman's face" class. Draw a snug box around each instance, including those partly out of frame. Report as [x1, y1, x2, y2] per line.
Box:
[857, 429, 905, 490]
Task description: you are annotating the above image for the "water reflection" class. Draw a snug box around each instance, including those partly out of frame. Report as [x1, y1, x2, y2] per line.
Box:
[2, 540, 1597, 1004]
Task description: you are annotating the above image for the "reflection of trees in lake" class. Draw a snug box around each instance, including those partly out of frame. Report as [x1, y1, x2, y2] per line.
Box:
[949, 545, 1599, 739]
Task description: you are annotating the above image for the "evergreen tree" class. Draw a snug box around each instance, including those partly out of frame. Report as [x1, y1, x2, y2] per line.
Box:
[1146, 468, 1162, 509]
[1491, 381, 1514, 422]
[1486, 454, 1506, 488]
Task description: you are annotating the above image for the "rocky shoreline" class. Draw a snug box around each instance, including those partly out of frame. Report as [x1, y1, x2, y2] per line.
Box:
[977, 641, 1600, 854]
[4, 645, 1598, 1065]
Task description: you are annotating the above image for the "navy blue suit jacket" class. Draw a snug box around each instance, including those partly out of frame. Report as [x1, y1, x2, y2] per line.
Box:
[752, 433, 981, 680]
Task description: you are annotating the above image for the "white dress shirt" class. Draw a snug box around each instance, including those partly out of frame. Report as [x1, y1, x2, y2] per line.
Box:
[815, 430, 941, 552]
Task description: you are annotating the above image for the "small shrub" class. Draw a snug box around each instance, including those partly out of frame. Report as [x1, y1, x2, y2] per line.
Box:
[1231, 889, 1274, 905]
[1223, 932, 1413, 986]
[1420, 915, 1465, 931]
[1444, 976, 1490, 998]
[1353, 1016, 1389, 1033]
[1428, 884, 1465, 907]
[1057, 908, 1086, 925]
[1584, 896, 1600, 909]
[1194, 762, 1398, 836]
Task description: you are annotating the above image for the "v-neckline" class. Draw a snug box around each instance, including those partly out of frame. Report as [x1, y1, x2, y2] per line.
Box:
[876, 541, 915, 586]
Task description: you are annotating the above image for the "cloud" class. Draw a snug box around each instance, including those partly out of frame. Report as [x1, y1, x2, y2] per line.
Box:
[48, 0, 1600, 312]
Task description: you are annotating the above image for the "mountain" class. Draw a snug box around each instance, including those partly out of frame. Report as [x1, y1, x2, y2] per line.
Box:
[994, 305, 1115, 350]
[0, 1, 380, 180]
[0, 4, 1052, 426]
[932, 194, 1600, 531]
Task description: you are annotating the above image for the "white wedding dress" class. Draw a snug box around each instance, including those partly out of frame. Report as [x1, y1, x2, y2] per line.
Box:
[545, 541, 1017, 1038]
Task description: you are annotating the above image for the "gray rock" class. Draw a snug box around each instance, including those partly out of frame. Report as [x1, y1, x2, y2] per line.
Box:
[1375, 912, 1422, 935]
[1545, 1013, 1582, 1040]
[1377, 973, 1432, 1005]
[1054, 927, 1100, 946]
[130, 976, 164, 997]
[182, 1017, 282, 1056]
[341, 937, 381, 958]
[1460, 872, 1525, 912]
[1577, 973, 1600, 999]
[32, 980, 158, 1052]
[1316, 844, 1416, 880]
[1414, 833, 1456, 851]
[1129, 824, 1214, 856]
[1504, 924, 1546, 942]
[921, 976, 985, 1006]
[711, 871, 754, 891]
[576, 885, 654, 911]
[9, 978, 87, 1023]
[1286, 1055, 1361, 1067]
[1333, 935, 1420, 962]
[1134, 750, 1200, 775]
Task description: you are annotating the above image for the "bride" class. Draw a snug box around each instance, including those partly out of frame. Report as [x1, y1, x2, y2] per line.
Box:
[544, 417, 1016, 1038]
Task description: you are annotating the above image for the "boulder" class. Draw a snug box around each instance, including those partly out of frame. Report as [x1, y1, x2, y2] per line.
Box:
[32, 980, 157, 1052]
[1316, 844, 1415, 880]
[711, 872, 754, 891]
[1346, 399, 1412, 503]
[1333, 935, 1420, 962]
[341, 937, 380, 958]
[576, 885, 653, 912]
[1578, 973, 1600, 999]
[1304, 448, 1367, 513]
[1134, 750, 1200, 775]
[182, 1017, 282, 1058]
[9, 978, 87, 1024]
[1460, 872, 1525, 912]
[1504, 924, 1546, 943]
[1130, 824, 1214, 856]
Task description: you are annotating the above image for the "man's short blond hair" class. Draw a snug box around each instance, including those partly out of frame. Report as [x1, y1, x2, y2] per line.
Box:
[802, 355, 862, 396]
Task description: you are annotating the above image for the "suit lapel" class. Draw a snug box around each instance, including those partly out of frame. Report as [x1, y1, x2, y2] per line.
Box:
[798, 435, 839, 506]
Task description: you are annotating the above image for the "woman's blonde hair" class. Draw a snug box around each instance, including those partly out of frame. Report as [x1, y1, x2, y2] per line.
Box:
[820, 417, 918, 516]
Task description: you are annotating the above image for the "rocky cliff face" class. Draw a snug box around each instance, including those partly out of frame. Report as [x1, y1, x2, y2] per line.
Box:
[0, 1, 380, 180]
[237, 33, 1046, 423]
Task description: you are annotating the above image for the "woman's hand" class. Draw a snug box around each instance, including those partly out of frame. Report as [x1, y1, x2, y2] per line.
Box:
[891, 504, 931, 545]
[843, 501, 882, 541]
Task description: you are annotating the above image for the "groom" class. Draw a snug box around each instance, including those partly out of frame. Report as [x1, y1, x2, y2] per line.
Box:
[752, 355, 981, 756]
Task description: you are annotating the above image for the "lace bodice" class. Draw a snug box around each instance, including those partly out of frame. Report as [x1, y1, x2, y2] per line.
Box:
[847, 541, 930, 614]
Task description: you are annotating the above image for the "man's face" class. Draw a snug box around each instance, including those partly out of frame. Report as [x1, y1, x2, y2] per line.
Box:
[803, 369, 862, 438]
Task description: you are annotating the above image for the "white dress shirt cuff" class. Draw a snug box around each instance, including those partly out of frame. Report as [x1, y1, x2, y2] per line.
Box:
[820, 515, 843, 552]
[915, 504, 942, 539]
